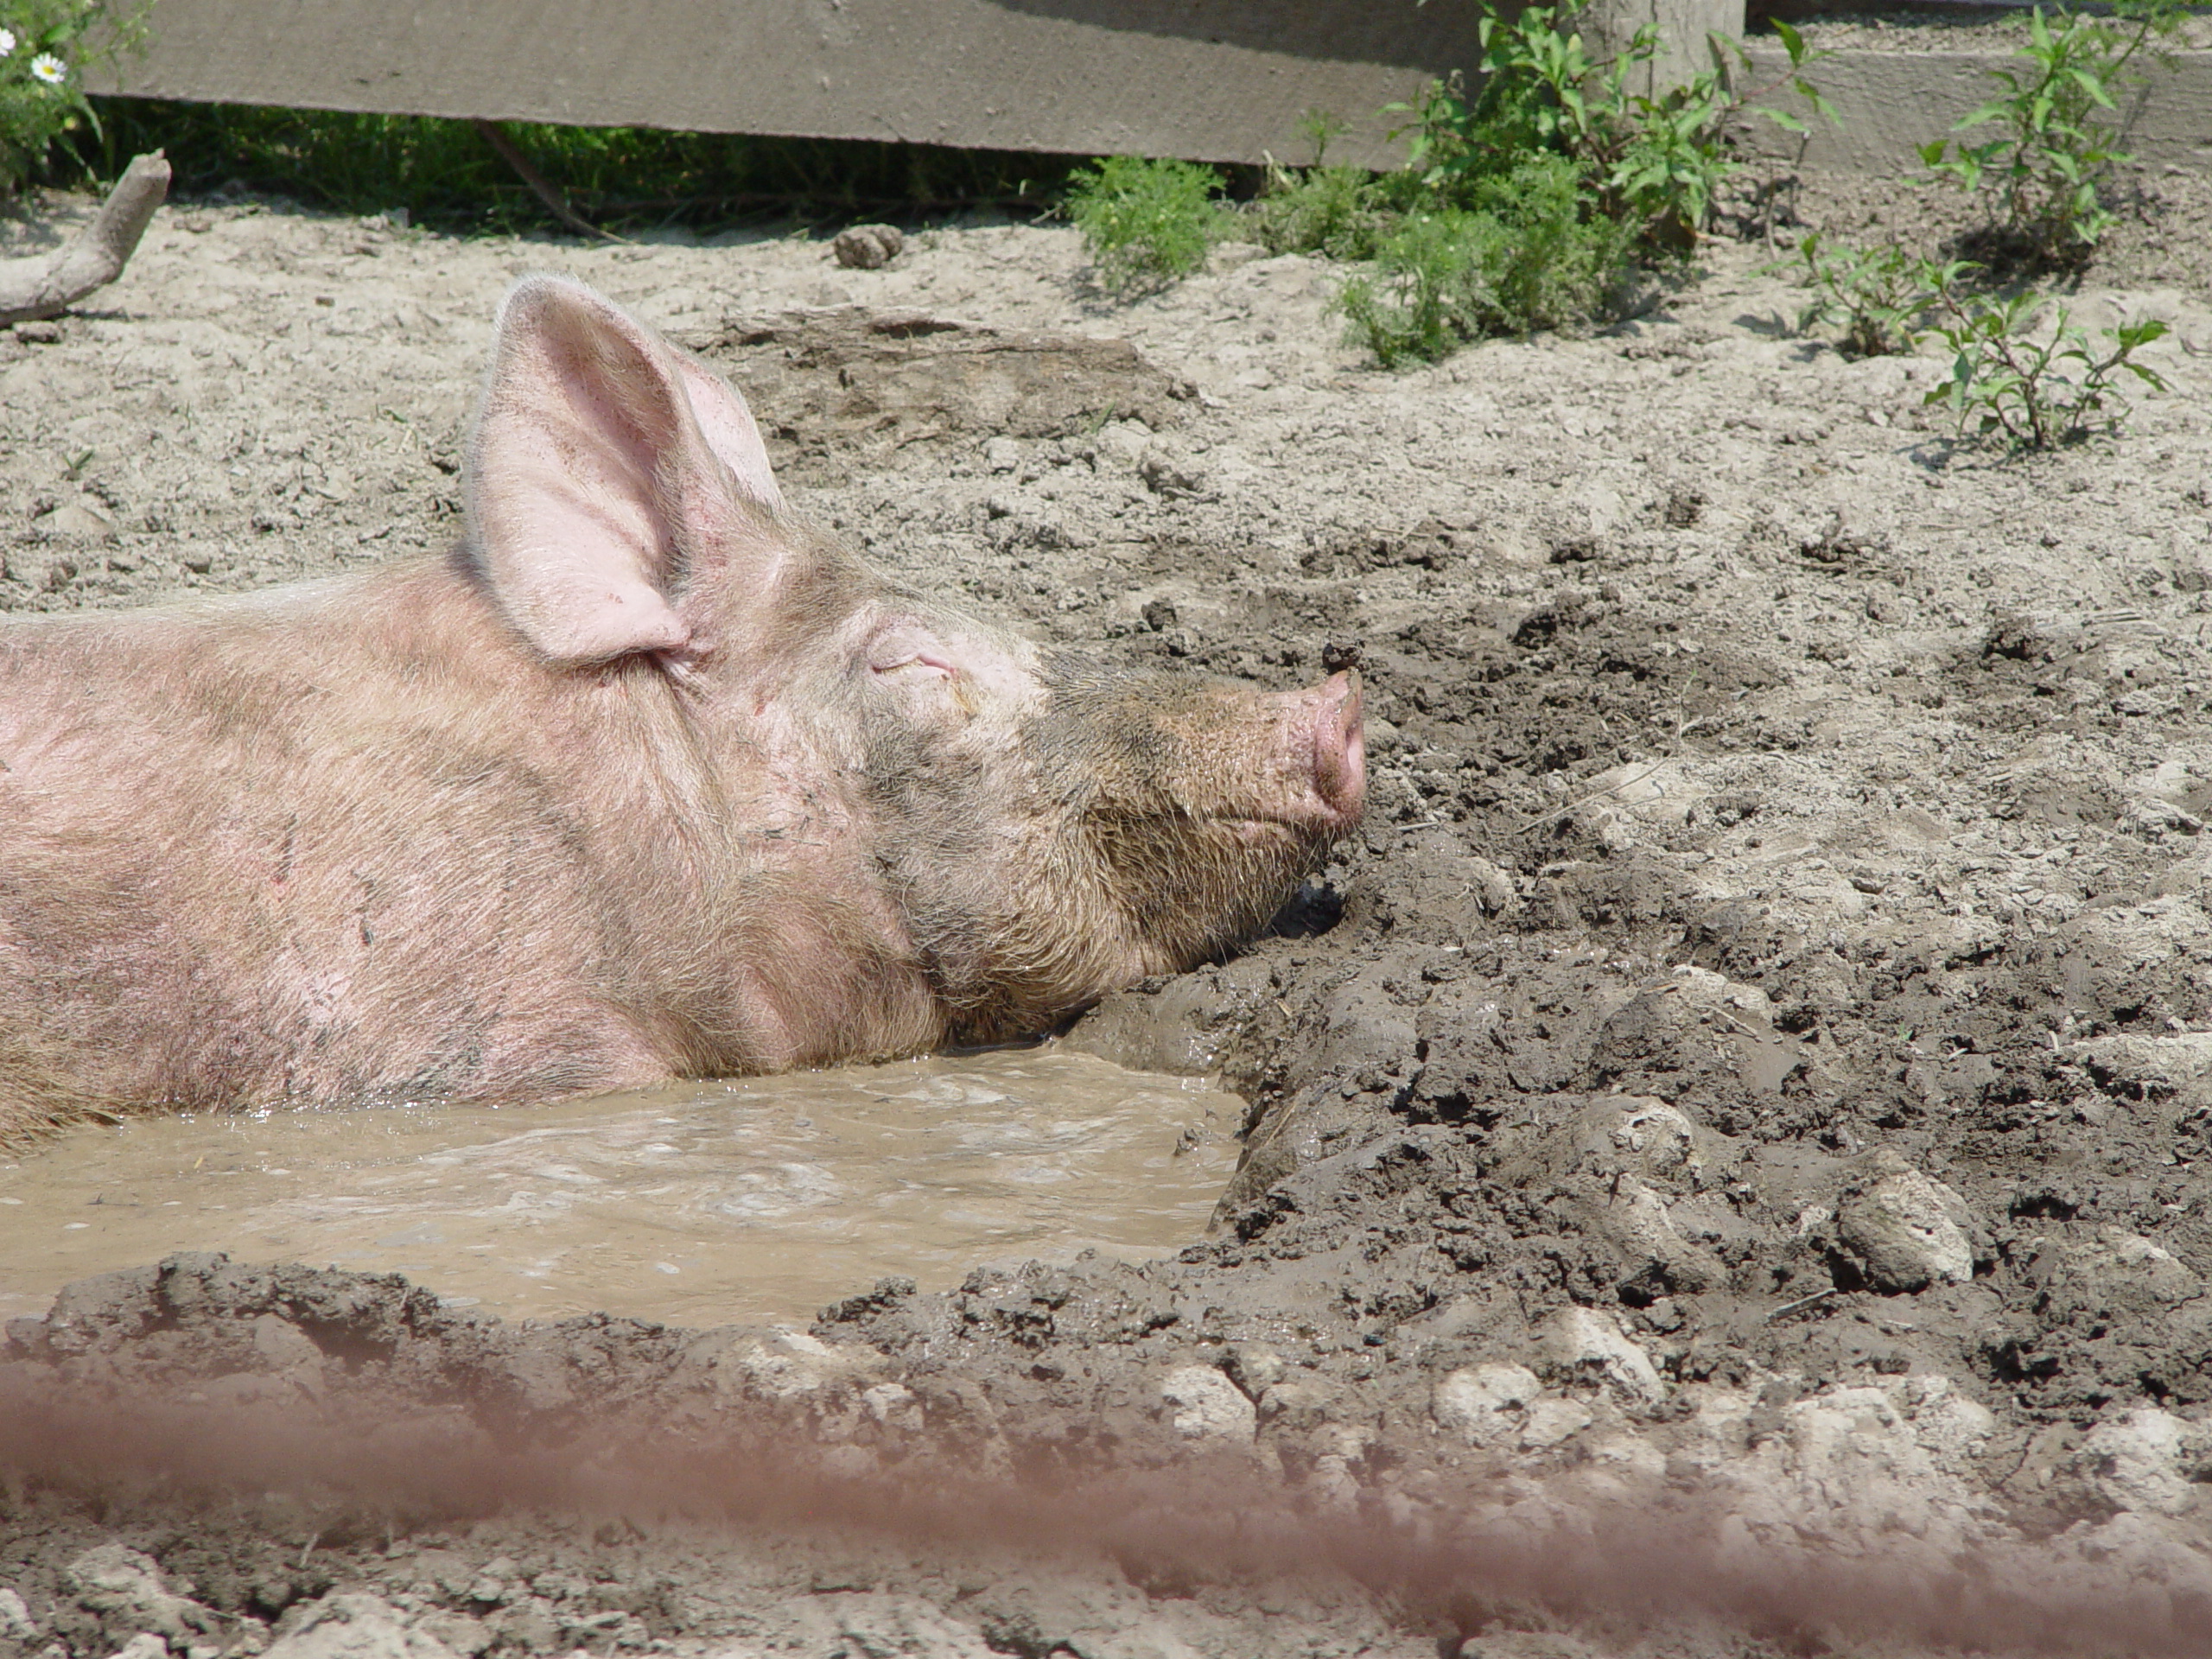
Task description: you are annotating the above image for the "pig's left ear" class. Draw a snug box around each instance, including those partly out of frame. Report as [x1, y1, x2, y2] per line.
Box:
[466, 275, 785, 666]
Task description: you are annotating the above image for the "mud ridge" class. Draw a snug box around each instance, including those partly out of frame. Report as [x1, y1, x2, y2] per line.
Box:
[3, 1251, 2209, 1659]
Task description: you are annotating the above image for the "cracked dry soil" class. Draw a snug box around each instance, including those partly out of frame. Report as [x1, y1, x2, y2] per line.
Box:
[3, 162, 2212, 1658]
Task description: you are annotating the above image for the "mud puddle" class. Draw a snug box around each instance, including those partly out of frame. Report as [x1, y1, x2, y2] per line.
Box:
[0, 1048, 1237, 1326]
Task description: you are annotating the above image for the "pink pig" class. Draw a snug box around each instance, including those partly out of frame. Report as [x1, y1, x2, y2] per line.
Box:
[0, 277, 1363, 1135]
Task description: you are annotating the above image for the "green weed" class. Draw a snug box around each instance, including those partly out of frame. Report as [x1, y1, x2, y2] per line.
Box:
[1061, 155, 1229, 293]
[1249, 162, 1408, 262]
[1309, 0, 1831, 365]
[1405, 7, 1832, 252]
[1920, 0, 2187, 264]
[1922, 276, 2171, 448]
[1333, 154, 1631, 367]
[1245, 105, 1399, 260]
[1785, 234, 1955, 358]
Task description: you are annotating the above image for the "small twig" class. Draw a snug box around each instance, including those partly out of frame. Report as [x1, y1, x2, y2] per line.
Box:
[298, 1531, 321, 1568]
[1764, 1287, 1840, 1324]
[472, 120, 628, 244]
[1513, 758, 1672, 835]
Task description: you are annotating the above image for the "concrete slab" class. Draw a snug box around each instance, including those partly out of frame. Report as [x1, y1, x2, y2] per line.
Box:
[1741, 44, 2212, 172]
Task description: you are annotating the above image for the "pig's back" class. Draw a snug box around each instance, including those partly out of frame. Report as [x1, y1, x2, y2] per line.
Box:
[0, 563, 691, 1124]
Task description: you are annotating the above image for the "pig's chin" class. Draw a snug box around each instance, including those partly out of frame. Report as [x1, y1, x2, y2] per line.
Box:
[1119, 825, 1339, 975]
[1219, 806, 1357, 849]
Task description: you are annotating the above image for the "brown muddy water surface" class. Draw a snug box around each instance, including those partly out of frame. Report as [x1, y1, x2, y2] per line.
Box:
[0, 1048, 1237, 1325]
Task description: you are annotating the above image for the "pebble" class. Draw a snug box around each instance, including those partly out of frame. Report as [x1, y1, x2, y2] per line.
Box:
[1431, 1363, 1540, 1448]
[831, 225, 904, 270]
[1160, 1363, 1255, 1441]
[38, 501, 117, 542]
[1541, 1306, 1665, 1403]
[63, 1547, 207, 1643]
[1835, 1147, 1976, 1292]
[2080, 1408, 2212, 1517]
[710, 1327, 883, 1401]
[1224, 1343, 1286, 1395]
[264, 1594, 460, 1659]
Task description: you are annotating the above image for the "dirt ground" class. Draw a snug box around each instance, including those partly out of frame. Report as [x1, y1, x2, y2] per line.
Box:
[4, 149, 2212, 1659]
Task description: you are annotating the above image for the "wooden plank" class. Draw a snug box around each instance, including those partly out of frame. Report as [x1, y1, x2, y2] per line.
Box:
[90, 0, 1492, 169]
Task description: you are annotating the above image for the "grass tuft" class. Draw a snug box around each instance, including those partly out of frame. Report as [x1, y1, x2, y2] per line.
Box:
[1060, 155, 1230, 293]
[1332, 155, 1631, 367]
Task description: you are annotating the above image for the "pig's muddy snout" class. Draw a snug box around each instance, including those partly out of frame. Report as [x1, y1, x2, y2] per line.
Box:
[1308, 668, 1365, 828]
[1257, 668, 1363, 839]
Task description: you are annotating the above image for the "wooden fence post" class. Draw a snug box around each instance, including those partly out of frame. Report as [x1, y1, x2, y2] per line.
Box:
[1580, 0, 1746, 96]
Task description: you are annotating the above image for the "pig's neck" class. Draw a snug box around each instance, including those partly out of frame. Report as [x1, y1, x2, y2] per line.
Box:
[362, 556, 955, 1078]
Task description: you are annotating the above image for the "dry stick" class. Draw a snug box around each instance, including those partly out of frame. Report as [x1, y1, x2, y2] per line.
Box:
[1764, 1287, 1840, 1324]
[1512, 757, 1673, 836]
[0, 151, 170, 327]
[472, 120, 628, 244]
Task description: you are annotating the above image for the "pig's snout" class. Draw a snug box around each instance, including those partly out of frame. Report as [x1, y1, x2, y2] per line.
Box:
[1310, 669, 1365, 826]
[1252, 669, 1363, 836]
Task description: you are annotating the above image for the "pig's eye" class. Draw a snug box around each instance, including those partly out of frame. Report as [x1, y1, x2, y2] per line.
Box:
[872, 653, 955, 681]
[867, 626, 959, 682]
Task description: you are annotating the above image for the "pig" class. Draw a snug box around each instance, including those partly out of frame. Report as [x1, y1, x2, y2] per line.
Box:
[0, 276, 1363, 1138]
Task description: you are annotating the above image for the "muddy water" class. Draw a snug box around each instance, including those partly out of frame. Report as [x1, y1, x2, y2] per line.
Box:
[0, 1048, 1240, 1327]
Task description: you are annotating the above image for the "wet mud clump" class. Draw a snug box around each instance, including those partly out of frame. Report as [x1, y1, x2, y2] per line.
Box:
[4, 164, 2212, 1655]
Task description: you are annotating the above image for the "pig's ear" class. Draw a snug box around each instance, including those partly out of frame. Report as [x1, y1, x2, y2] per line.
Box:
[466, 275, 780, 666]
[670, 353, 784, 516]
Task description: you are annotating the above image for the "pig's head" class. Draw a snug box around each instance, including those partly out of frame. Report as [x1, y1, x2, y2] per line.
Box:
[855, 632, 1365, 1040]
[465, 276, 1363, 1047]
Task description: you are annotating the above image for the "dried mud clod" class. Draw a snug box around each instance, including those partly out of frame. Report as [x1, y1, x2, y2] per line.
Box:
[832, 223, 905, 270]
[5, 1248, 2212, 1657]
[692, 308, 1193, 482]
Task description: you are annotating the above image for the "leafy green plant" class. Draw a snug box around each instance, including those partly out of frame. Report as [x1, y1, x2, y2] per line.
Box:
[1786, 234, 1956, 357]
[1922, 276, 2171, 448]
[1313, 2, 1833, 364]
[1062, 155, 1228, 293]
[1249, 162, 1408, 262]
[1402, 6, 1833, 251]
[1333, 153, 1630, 366]
[1919, 0, 2186, 264]
[1234, 106, 1387, 260]
[1333, 207, 1497, 368]
[0, 0, 146, 194]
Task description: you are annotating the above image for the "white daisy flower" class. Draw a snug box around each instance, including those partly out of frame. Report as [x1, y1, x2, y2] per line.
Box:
[0, 30, 17, 56]
[31, 53, 66, 85]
